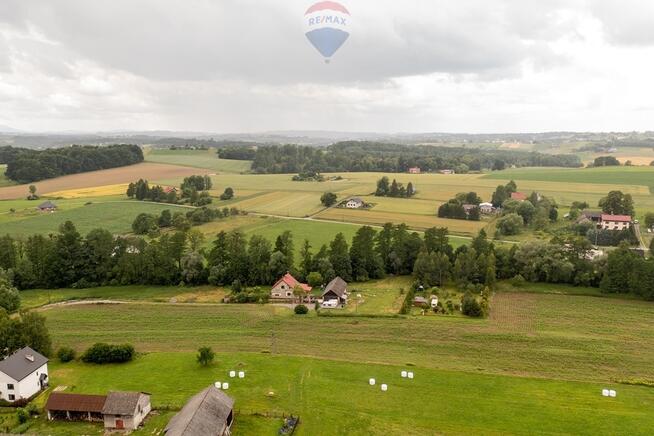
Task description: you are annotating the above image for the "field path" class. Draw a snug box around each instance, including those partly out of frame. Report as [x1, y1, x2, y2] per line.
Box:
[0, 162, 210, 200]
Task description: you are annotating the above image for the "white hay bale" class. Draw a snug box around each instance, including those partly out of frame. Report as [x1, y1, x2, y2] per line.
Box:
[238, 371, 245, 378]
[602, 389, 609, 397]
[401, 371, 407, 378]
[229, 370, 236, 378]
[369, 378, 376, 386]
[408, 372, 414, 379]
[222, 382, 229, 390]
[214, 382, 222, 389]
[381, 384, 388, 392]
[609, 390, 617, 398]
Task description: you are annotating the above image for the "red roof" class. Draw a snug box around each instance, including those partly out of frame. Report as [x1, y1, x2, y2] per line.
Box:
[601, 214, 632, 223]
[511, 192, 528, 201]
[273, 273, 312, 292]
[46, 393, 107, 413]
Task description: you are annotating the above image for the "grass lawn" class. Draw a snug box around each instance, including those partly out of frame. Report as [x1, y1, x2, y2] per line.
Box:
[0, 200, 192, 237]
[145, 149, 252, 173]
[41, 287, 654, 383]
[28, 352, 654, 435]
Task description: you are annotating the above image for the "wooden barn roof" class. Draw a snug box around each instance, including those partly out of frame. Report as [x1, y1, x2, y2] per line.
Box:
[46, 392, 107, 413]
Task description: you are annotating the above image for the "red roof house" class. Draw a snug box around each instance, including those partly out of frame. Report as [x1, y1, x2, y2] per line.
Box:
[601, 214, 632, 230]
[270, 273, 312, 299]
[511, 192, 528, 201]
[408, 167, 421, 174]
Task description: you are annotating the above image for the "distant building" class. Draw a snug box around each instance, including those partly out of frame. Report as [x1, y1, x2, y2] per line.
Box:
[439, 169, 454, 175]
[408, 167, 421, 174]
[462, 204, 479, 217]
[270, 273, 312, 300]
[321, 277, 348, 307]
[413, 296, 428, 307]
[46, 393, 106, 422]
[579, 210, 603, 225]
[600, 214, 632, 231]
[165, 386, 234, 436]
[37, 200, 57, 212]
[103, 392, 151, 431]
[479, 202, 495, 214]
[346, 197, 364, 209]
[0, 347, 49, 403]
[510, 192, 528, 201]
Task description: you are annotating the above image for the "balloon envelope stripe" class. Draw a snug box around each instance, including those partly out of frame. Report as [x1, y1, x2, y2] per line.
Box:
[305, 1, 350, 15]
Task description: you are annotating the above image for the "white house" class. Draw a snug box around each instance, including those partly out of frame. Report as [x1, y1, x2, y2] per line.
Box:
[479, 202, 495, 214]
[601, 214, 632, 231]
[346, 197, 364, 209]
[0, 346, 49, 403]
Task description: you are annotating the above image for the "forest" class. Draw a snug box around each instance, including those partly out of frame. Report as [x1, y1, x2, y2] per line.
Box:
[240, 142, 582, 174]
[0, 144, 144, 183]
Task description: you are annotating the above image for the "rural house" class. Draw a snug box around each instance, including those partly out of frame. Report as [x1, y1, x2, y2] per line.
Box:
[408, 167, 421, 174]
[0, 347, 49, 403]
[462, 204, 479, 217]
[103, 391, 151, 431]
[270, 273, 312, 301]
[164, 386, 234, 436]
[345, 197, 364, 209]
[479, 202, 495, 214]
[510, 192, 528, 201]
[46, 393, 107, 422]
[601, 214, 632, 231]
[579, 210, 603, 225]
[321, 276, 348, 307]
[36, 200, 57, 212]
[439, 169, 454, 175]
[46, 391, 151, 430]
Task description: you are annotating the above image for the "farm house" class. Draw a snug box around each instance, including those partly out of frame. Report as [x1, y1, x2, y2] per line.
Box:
[164, 385, 234, 436]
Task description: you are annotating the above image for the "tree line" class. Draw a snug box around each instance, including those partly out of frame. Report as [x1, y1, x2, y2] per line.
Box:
[233, 142, 582, 174]
[0, 144, 144, 183]
[375, 177, 415, 198]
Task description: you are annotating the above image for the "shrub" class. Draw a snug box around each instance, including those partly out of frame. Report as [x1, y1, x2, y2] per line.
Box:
[294, 304, 309, 315]
[57, 347, 76, 363]
[510, 274, 526, 287]
[16, 408, 29, 424]
[461, 292, 483, 318]
[196, 346, 215, 366]
[81, 343, 135, 364]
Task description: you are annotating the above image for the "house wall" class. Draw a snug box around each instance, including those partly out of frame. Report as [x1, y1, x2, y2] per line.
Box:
[602, 221, 630, 231]
[0, 364, 48, 402]
[103, 394, 151, 430]
[270, 282, 294, 299]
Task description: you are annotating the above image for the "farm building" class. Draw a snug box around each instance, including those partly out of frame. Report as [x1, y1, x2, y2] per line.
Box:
[601, 214, 632, 231]
[46, 393, 106, 422]
[579, 210, 603, 225]
[270, 273, 312, 300]
[346, 197, 364, 209]
[164, 385, 234, 436]
[413, 296, 428, 307]
[479, 202, 495, 214]
[408, 167, 421, 174]
[36, 200, 57, 212]
[103, 391, 151, 430]
[46, 391, 151, 430]
[321, 276, 348, 306]
[0, 346, 49, 403]
[462, 204, 479, 217]
[510, 192, 528, 201]
[439, 169, 454, 175]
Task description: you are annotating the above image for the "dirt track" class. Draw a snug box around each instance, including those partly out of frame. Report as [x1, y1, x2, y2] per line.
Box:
[0, 162, 209, 200]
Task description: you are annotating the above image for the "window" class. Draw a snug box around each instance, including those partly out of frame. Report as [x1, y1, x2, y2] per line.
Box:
[7, 384, 14, 390]
[8, 394, 15, 401]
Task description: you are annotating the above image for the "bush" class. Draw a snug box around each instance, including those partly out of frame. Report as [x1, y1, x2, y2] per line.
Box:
[16, 408, 29, 424]
[461, 292, 483, 318]
[81, 343, 135, 364]
[510, 274, 526, 287]
[57, 347, 76, 363]
[496, 213, 524, 235]
[196, 346, 215, 366]
[294, 304, 309, 315]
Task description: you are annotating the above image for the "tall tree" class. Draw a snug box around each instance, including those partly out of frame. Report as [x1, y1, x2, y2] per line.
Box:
[299, 239, 313, 281]
[329, 233, 352, 281]
[350, 226, 384, 281]
[274, 231, 294, 270]
[599, 191, 635, 216]
[248, 235, 272, 285]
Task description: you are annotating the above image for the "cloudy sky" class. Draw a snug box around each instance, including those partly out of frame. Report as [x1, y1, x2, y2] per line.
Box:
[1, 0, 653, 133]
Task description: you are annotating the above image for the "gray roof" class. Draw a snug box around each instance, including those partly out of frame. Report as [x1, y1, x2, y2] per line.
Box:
[0, 346, 48, 382]
[102, 391, 148, 416]
[348, 197, 363, 203]
[165, 386, 234, 436]
[37, 200, 57, 209]
[322, 276, 348, 298]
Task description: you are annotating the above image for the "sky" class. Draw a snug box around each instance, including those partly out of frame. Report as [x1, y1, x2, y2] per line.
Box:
[1, 0, 654, 134]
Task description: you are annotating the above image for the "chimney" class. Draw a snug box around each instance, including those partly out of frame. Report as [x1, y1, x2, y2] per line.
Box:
[25, 354, 34, 362]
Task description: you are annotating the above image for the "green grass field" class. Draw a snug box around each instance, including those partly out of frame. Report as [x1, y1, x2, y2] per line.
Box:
[145, 148, 252, 173]
[0, 200, 192, 237]
[25, 352, 654, 436]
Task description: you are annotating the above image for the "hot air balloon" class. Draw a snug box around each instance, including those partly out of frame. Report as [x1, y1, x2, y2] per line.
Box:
[304, 1, 350, 62]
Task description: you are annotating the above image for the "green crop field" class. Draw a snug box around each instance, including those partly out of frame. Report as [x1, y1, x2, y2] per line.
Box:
[0, 200, 192, 237]
[145, 148, 252, 173]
